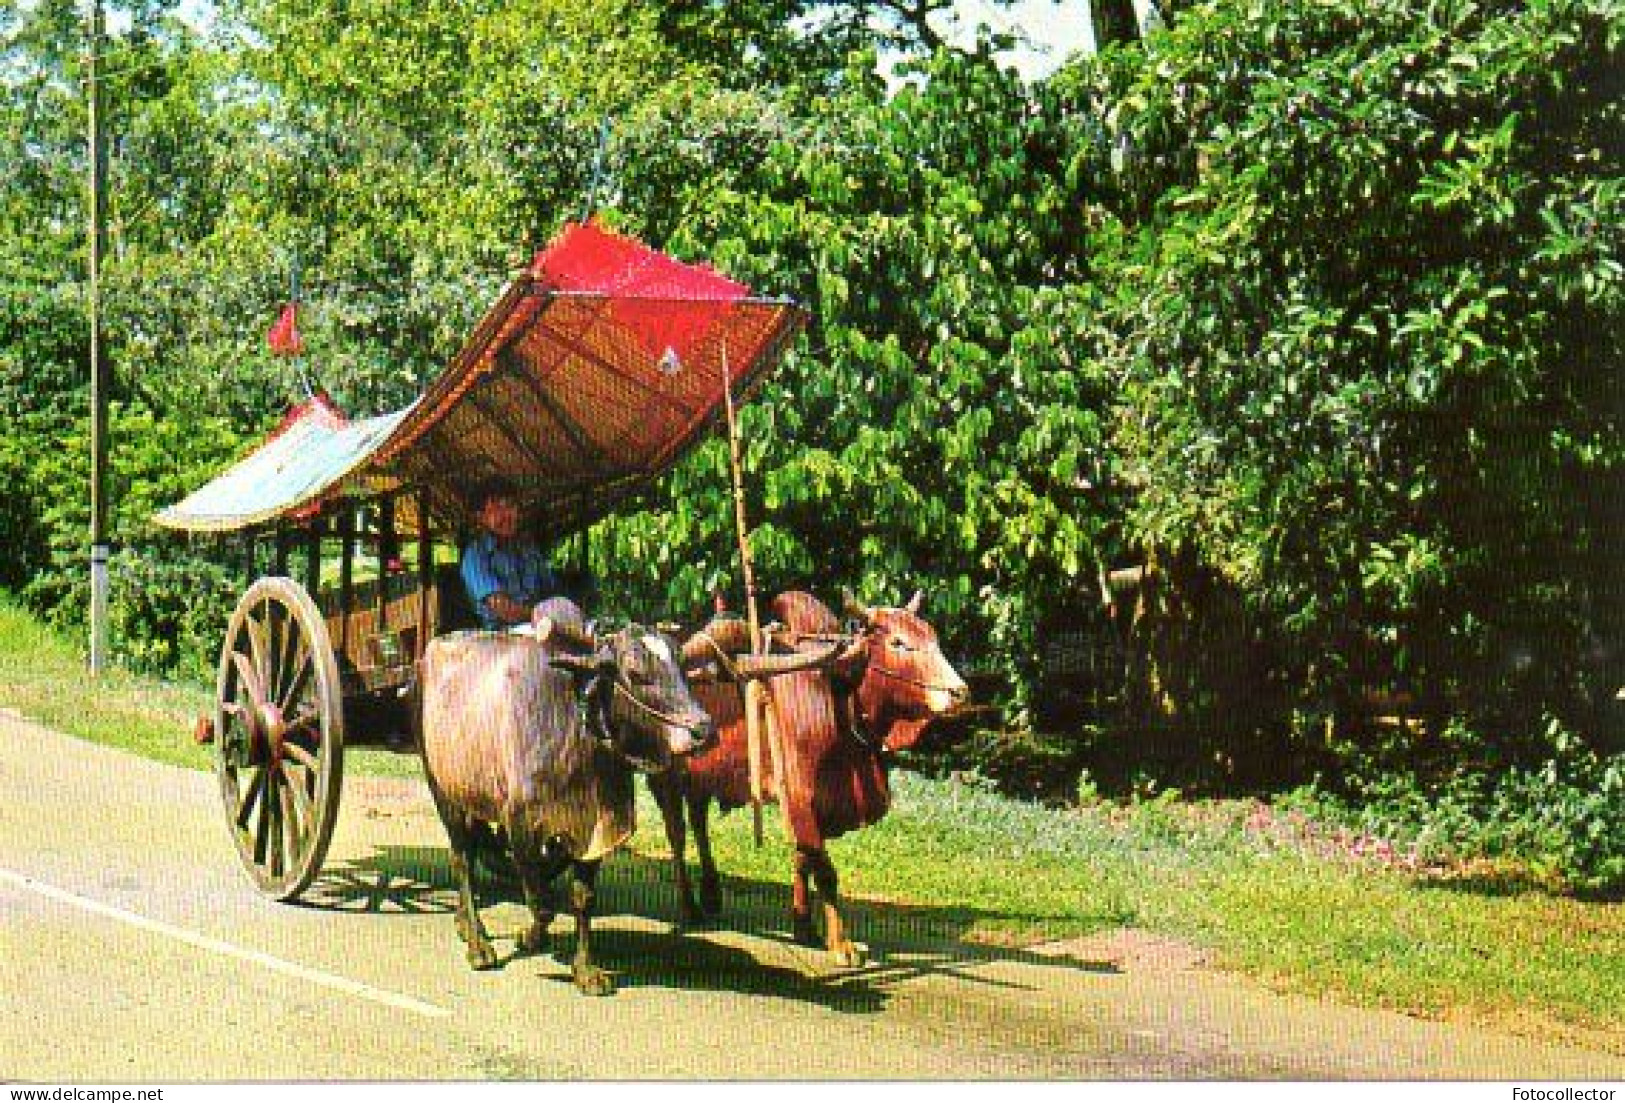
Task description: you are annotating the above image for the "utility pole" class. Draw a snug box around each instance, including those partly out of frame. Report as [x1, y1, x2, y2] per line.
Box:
[87, 0, 111, 674]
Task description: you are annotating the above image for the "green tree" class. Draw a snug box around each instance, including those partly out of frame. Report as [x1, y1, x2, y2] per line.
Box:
[592, 45, 1117, 709]
[1057, 0, 1622, 770]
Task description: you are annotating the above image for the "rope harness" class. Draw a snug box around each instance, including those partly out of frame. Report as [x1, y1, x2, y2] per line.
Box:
[609, 675, 710, 731]
[576, 643, 710, 764]
[863, 657, 966, 696]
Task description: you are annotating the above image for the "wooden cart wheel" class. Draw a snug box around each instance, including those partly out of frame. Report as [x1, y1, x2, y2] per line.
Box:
[215, 576, 344, 900]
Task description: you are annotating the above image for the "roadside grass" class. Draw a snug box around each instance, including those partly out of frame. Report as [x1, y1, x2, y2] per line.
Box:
[2, 594, 1620, 1052]
[0, 597, 213, 771]
[0, 596, 430, 782]
[683, 777, 1624, 1052]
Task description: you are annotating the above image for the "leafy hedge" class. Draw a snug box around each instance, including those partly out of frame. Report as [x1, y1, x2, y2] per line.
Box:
[1287, 719, 1624, 896]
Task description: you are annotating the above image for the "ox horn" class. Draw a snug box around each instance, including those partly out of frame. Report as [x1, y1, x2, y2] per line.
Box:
[733, 640, 845, 680]
[904, 589, 923, 615]
[840, 587, 873, 623]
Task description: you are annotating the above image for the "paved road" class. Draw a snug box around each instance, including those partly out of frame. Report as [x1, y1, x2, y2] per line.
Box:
[1, 709, 1619, 1081]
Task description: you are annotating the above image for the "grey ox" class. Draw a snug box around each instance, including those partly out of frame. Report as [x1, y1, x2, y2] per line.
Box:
[418, 598, 829, 995]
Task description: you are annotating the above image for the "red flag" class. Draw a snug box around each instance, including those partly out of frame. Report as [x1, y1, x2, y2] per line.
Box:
[267, 303, 303, 357]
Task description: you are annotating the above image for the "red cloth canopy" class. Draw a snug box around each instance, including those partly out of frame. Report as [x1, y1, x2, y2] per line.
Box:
[159, 221, 805, 539]
[534, 221, 748, 367]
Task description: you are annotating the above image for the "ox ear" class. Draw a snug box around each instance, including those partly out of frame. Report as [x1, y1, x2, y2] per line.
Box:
[840, 587, 873, 624]
[904, 589, 923, 615]
[548, 652, 597, 676]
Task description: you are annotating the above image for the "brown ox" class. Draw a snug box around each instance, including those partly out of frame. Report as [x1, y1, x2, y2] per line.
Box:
[418, 601, 830, 994]
[418, 606, 715, 995]
[652, 590, 968, 965]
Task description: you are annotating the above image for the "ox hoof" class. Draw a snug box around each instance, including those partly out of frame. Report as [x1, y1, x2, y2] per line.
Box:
[573, 965, 615, 997]
[516, 924, 551, 956]
[699, 881, 723, 916]
[466, 942, 500, 971]
[830, 940, 867, 969]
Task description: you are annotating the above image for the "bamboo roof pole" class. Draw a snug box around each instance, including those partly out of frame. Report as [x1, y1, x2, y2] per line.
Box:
[720, 341, 763, 656]
[720, 340, 785, 846]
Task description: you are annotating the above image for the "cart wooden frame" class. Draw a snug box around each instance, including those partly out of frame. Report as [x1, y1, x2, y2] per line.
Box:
[156, 223, 805, 900]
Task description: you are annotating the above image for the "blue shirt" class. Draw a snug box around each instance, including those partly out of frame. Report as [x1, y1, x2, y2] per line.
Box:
[460, 533, 559, 629]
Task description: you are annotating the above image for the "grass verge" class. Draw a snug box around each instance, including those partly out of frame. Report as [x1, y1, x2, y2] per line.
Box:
[2, 594, 1620, 1053]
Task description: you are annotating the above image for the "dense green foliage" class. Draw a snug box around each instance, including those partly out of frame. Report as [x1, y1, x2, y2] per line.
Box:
[1, 0, 1619, 889]
[1064, 0, 1623, 772]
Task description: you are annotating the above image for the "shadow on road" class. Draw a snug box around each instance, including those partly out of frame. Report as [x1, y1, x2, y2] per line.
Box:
[309, 843, 1121, 1012]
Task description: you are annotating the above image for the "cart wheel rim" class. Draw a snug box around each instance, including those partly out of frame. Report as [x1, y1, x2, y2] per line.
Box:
[215, 576, 344, 901]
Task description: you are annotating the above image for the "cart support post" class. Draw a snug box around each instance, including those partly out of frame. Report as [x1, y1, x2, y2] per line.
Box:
[721, 340, 789, 846]
[304, 521, 322, 596]
[416, 490, 434, 658]
[376, 498, 396, 631]
[240, 532, 257, 587]
[338, 511, 355, 657]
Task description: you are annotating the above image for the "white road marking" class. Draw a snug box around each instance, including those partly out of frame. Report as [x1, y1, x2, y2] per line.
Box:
[0, 866, 450, 1019]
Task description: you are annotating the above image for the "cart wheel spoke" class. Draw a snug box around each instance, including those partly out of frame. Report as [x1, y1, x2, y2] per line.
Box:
[230, 650, 269, 712]
[278, 642, 314, 714]
[245, 609, 272, 698]
[252, 770, 274, 866]
[267, 769, 287, 879]
[269, 602, 290, 701]
[281, 738, 319, 773]
[235, 765, 268, 830]
[279, 760, 314, 840]
[272, 604, 302, 707]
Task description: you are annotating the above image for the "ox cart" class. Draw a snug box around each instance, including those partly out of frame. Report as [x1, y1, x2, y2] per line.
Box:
[155, 223, 805, 901]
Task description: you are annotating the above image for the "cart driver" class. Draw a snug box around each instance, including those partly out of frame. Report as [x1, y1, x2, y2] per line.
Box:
[460, 477, 563, 630]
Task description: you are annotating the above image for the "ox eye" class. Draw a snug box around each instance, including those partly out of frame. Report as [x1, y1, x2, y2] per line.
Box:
[890, 637, 909, 651]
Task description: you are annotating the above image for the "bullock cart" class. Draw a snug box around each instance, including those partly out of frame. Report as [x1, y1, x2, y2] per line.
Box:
[155, 223, 806, 901]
